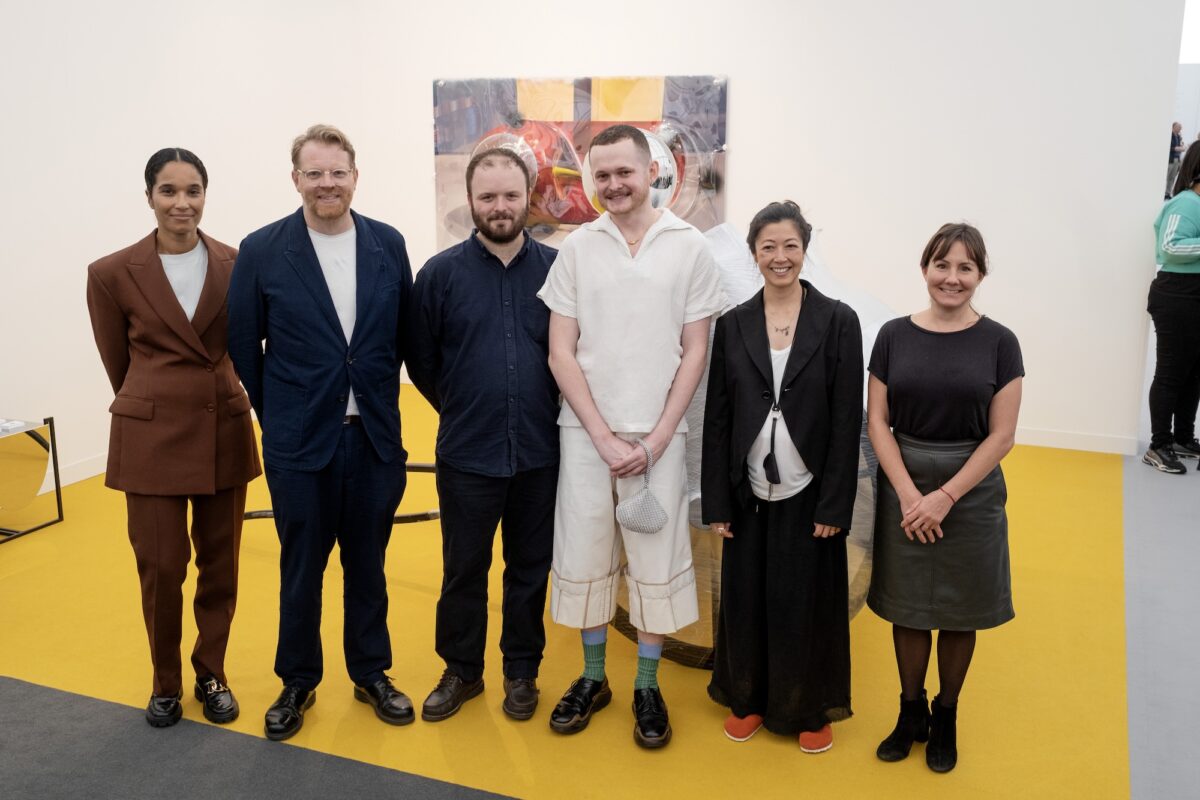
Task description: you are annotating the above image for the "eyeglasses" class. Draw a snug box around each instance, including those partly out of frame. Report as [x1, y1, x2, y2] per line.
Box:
[296, 168, 354, 183]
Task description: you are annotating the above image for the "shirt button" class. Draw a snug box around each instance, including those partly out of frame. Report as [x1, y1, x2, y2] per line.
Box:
[504, 300, 511, 306]
[506, 333, 512, 338]
[509, 365, 515, 371]
[205, 403, 215, 412]
[205, 364, 214, 372]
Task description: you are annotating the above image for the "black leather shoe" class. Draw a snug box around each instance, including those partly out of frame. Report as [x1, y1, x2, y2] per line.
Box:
[502, 677, 539, 721]
[632, 687, 672, 748]
[194, 675, 239, 724]
[354, 676, 415, 725]
[145, 691, 183, 727]
[421, 670, 483, 722]
[548, 676, 611, 734]
[264, 686, 315, 741]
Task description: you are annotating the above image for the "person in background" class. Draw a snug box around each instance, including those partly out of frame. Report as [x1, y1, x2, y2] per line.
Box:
[701, 200, 862, 754]
[87, 148, 261, 728]
[1144, 140, 1200, 473]
[1167, 122, 1186, 201]
[866, 223, 1023, 774]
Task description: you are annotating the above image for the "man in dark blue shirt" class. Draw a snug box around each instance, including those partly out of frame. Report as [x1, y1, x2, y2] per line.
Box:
[407, 147, 560, 722]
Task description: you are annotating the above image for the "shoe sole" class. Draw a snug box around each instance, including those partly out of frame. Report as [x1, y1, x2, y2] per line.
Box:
[1142, 454, 1187, 474]
[634, 723, 672, 749]
[265, 691, 316, 741]
[724, 724, 762, 742]
[800, 741, 833, 754]
[420, 681, 484, 722]
[145, 708, 182, 728]
[194, 685, 239, 724]
[502, 697, 538, 721]
[548, 686, 612, 734]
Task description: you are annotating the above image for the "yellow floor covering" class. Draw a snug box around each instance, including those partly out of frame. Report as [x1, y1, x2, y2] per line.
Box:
[0, 392, 1129, 799]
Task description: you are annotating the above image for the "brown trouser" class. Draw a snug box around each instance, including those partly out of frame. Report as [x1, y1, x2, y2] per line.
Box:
[125, 485, 246, 696]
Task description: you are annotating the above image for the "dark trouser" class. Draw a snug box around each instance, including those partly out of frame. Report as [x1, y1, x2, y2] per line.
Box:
[434, 462, 557, 682]
[1147, 272, 1200, 449]
[125, 485, 247, 697]
[264, 423, 406, 690]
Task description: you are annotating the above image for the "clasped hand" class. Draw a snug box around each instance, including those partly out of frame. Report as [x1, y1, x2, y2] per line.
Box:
[594, 431, 668, 478]
[899, 489, 953, 544]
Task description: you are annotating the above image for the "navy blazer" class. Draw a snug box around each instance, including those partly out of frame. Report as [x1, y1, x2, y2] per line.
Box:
[701, 281, 863, 529]
[227, 208, 413, 471]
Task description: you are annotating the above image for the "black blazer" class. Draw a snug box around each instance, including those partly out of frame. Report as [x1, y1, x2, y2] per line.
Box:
[701, 281, 863, 529]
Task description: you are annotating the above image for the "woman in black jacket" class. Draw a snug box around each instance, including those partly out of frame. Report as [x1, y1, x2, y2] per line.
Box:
[702, 201, 863, 754]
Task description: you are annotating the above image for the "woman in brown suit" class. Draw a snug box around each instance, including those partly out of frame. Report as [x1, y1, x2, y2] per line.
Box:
[87, 149, 261, 727]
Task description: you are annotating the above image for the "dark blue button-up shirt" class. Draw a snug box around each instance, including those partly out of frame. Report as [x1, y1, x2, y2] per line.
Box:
[407, 231, 560, 477]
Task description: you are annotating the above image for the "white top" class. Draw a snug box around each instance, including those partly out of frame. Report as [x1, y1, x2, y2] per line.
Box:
[747, 345, 813, 502]
[309, 226, 359, 416]
[537, 209, 726, 432]
[159, 240, 208, 321]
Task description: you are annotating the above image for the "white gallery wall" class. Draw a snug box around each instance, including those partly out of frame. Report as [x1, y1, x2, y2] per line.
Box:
[0, 0, 1185, 484]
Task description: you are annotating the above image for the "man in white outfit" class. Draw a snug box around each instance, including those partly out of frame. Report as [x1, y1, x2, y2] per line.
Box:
[537, 124, 725, 748]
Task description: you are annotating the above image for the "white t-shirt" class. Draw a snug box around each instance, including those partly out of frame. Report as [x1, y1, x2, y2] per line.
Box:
[159, 240, 208, 321]
[309, 226, 358, 416]
[747, 345, 813, 501]
[537, 209, 726, 432]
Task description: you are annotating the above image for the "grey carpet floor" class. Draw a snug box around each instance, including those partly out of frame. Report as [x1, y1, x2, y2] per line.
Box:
[0, 677, 512, 800]
[1123, 455, 1200, 800]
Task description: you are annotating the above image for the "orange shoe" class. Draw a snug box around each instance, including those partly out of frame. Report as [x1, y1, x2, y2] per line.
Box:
[799, 724, 833, 753]
[723, 713, 764, 742]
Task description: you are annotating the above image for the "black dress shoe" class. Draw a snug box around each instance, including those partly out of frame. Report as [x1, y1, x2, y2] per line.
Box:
[632, 687, 671, 748]
[264, 686, 315, 741]
[194, 675, 239, 724]
[421, 670, 484, 722]
[145, 691, 183, 727]
[548, 676, 611, 734]
[502, 677, 539, 721]
[354, 676, 415, 725]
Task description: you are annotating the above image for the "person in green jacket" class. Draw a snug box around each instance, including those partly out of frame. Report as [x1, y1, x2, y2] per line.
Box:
[1146, 141, 1200, 473]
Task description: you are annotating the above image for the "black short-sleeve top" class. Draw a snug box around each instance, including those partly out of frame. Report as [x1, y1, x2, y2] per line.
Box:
[868, 316, 1024, 441]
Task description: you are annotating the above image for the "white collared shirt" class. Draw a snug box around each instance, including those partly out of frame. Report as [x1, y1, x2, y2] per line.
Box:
[537, 209, 726, 432]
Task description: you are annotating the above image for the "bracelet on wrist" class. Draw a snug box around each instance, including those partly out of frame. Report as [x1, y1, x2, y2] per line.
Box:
[938, 486, 958, 504]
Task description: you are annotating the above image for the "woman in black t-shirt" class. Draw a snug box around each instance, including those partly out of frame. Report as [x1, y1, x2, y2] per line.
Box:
[865, 223, 1024, 774]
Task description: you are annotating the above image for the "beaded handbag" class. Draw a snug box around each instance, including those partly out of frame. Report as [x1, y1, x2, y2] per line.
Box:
[615, 438, 668, 534]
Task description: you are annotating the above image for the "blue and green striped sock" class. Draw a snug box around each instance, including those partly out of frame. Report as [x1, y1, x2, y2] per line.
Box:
[634, 641, 662, 690]
[581, 628, 607, 681]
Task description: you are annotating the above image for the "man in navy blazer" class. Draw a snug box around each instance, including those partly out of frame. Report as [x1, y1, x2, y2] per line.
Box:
[227, 124, 414, 741]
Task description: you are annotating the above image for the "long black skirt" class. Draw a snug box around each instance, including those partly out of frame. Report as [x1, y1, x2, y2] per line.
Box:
[707, 485, 852, 734]
[867, 434, 1014, 631]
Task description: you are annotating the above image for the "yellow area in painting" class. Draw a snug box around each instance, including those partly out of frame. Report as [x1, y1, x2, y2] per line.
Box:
[516, 79, 575, 122]
[0, 391, 1129, 799]
[592, 77, 664, 122]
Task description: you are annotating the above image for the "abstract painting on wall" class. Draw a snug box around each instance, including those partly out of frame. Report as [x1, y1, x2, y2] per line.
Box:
[433, 75, 728, 250]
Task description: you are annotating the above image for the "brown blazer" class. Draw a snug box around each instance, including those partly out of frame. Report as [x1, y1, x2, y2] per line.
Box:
[87, 230, 261, 495]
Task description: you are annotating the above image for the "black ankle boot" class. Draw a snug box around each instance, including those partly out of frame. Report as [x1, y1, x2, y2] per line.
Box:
[876, 690, 931, 762]
[926, 694, 958, 773]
